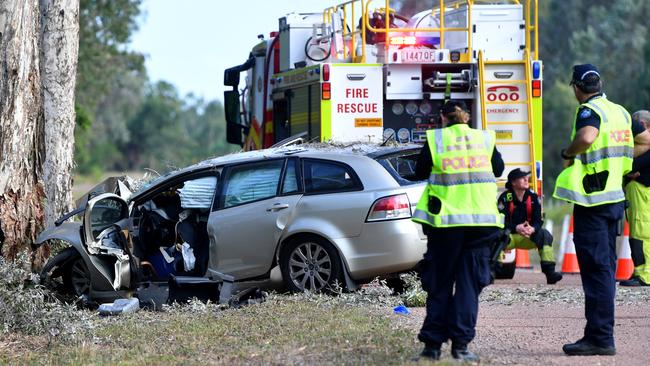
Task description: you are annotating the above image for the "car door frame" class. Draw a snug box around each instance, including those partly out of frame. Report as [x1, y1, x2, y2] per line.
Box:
[82, 192, 131, 290]
[208, 156, 304, 279]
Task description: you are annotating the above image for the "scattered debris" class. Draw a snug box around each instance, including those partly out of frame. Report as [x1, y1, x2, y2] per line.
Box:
[98, 298, 140, 316]
[393, 305, 411, 315]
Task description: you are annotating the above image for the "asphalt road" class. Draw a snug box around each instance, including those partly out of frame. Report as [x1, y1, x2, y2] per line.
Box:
[397, 270, 650, 365]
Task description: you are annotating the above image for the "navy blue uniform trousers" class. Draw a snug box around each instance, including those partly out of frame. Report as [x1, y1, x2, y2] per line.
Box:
[573, 201, 624, 348]
[418, 226, 498, 346]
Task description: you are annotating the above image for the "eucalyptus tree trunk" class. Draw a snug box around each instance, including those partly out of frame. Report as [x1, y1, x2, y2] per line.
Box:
[0, 0, 78, 262]
[0, 0, 46, 260]
[41, 0, 79, 229]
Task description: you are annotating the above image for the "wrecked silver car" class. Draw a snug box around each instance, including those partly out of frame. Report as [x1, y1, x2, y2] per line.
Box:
[36, 144, 427, 303]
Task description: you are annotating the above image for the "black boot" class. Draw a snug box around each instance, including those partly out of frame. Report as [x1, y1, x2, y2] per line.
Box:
[563, 338, 616, 356]
[451, 343, 480, 362]
[418, 343, 441, 360]
[541, 261, 563, 284]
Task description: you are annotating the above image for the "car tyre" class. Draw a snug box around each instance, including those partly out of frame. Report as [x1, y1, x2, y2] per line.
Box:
[40, 247, 79, 292]
[280, 236, 343, 293]
[494, 261, 516, 280]
[384, 276, 406, 294]
[63, 255, 92, 298]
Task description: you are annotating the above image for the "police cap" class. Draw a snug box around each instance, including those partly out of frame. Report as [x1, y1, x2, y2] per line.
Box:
[505, 168, 531, 190]
[570, 64, 601, 86]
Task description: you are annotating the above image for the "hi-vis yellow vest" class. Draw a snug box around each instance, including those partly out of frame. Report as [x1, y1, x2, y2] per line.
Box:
[412, 124, 504, 228]
[553, 96, 634, 206]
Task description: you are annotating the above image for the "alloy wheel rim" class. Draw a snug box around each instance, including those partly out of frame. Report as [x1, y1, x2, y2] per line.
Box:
[70, 260, 90, 295]
[288, 242, 332, 291]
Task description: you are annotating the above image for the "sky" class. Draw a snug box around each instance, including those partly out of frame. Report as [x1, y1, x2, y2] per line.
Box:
[130, 0, 339, 103]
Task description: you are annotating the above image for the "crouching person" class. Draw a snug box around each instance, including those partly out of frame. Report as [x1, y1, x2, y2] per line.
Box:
[497, 168, 562, 284]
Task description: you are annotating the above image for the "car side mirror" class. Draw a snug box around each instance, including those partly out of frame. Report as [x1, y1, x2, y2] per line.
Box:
[84, 194, 129, 242]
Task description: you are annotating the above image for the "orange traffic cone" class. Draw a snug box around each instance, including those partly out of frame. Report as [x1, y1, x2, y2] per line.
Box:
[561, 216, 580, 273]
[515, 249, 532, 268]
[616, 221, 634, 281]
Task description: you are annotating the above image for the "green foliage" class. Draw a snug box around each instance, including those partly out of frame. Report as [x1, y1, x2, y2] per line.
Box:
[74, 0, 237, 175]
[400, 272, 426, 307]
[76, 0, 144, 110]
[0, 255, 89, 341]
[539, 1, 650, 203]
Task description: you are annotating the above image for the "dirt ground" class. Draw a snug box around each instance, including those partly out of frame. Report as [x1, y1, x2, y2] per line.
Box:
[395, 270, 650, 365]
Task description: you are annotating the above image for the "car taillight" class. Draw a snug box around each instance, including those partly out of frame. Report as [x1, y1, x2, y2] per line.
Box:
[366, 193, 411, 222]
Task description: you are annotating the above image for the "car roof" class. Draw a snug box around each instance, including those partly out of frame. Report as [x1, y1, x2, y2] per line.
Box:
[132, 143, 422, 198]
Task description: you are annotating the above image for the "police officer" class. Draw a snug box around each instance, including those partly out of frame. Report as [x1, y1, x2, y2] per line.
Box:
[497, 168, 562, 284]
[621, 110, 650, 286]
[554, 64, 650, 356]
[413, 100, 504, 361]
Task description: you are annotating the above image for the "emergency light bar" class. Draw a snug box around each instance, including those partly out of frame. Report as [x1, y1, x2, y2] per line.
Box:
[389, 36, 416, 46]
[389, 36, 440, 47]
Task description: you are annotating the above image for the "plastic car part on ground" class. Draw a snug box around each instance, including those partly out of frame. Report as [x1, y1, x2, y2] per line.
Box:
[99, 298, 140, 316]
[393, 304, 411, 315]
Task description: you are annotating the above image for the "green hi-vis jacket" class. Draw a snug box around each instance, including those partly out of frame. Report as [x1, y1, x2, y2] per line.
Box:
[412, 124, 504, 228]
[553, 96, 634, 207]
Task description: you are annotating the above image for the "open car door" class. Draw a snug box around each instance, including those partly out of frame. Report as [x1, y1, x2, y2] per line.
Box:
[83, 193, 132, 290]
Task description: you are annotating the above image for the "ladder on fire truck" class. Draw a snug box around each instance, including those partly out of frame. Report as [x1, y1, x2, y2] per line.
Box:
[478, 50, 540, 193]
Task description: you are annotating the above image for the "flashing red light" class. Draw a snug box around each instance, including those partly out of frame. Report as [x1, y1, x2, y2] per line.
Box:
[532, 80, 542, 98]
[322, 82, 331, 100]
[323, 64, 330, 81]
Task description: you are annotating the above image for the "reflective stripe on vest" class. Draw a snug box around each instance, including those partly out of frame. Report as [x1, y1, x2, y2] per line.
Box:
[577, 145, 634, 165]
[428, 171, 496, 186]
[554, 186, 625, 206]
[585, 101, 608, 123]
[434, 129, 444, 154]
[413, 209, 503, 226]
[412, 125, 504, 228]
[553, 96, 633, 206]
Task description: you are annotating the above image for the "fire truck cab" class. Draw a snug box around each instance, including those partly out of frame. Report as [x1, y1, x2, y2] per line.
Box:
[224, 0, 543, 194]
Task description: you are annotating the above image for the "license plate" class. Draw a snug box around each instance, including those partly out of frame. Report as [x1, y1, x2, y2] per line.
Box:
[401, 49, 438, 63]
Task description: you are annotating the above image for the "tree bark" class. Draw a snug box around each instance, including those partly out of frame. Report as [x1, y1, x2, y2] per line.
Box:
[40, 0, 79, 228]
[0, 0, 46, 260]
[0, 0, 78, 262]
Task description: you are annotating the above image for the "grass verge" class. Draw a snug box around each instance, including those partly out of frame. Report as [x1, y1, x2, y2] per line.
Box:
[2, 278, 449, 366]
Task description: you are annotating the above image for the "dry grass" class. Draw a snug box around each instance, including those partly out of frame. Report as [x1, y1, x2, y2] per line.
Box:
[2, 292, 451, 366]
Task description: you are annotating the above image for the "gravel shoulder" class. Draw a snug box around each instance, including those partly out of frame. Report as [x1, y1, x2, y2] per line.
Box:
[393, 270, 650, 365]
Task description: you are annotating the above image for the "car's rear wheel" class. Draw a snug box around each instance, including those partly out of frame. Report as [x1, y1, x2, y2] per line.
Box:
[280, 237, 343, 293]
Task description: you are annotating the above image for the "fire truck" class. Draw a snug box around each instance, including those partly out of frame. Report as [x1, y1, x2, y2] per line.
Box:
[224, 0, 543, 194]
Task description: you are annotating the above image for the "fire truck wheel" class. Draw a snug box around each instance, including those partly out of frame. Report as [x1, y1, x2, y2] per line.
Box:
[280, 236, 343, 293]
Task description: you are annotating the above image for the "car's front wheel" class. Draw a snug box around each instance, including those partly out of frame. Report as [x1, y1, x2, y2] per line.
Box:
[63, 256, 92, 298]
[280, 237, 343, 293]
